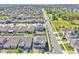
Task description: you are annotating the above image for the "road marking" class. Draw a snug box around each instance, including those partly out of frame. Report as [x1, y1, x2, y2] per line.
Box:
[42, 9, 62, 54]
[50, 21, 68, 54]
[43, 8, 68, 54]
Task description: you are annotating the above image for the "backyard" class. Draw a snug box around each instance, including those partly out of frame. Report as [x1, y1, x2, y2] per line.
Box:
[1, 32, 34, 37]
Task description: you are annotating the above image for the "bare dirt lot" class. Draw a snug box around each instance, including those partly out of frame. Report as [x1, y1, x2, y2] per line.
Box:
[72, 20, 79, 25]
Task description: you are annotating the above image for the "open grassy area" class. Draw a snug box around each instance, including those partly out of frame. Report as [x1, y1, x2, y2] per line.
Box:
[0, 16, 11, 19]
[52, 19, 79, 30]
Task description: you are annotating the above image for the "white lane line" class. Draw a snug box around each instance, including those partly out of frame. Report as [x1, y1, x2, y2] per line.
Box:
[51, 22, 68, 54]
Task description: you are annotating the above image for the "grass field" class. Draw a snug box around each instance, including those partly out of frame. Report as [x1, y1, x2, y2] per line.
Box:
[52, 19, 79, 30]
[0, 16, 11, 19]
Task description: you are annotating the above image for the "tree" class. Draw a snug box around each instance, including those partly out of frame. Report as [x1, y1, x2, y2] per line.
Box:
[41, 49, 45, 54]
[16, 48, 24, 53]
[52, 15, 58, 20]
[18, 17, 21, 20]
[77, 30, 79, 36]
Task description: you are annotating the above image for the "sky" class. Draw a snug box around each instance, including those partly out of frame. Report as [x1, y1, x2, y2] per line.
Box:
[0, 0, 79, 4]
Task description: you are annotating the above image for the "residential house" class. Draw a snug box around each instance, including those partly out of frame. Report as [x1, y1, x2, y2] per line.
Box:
[27, 26, 35, 33]
[34, 36, 47, 49]
[0, 37, 7, 49]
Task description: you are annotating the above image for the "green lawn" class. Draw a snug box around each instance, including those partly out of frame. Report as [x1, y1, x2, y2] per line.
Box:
[15, 33, 34, 37]
[29, 49, 33, 53]
[0, 16, 11, 19]
[60, 44, 74, 51]
[6, 48, 24, 53]
[7, 49, 17, 53]
[40, 49, 45, 54]
[3, 32, 15, 36]
[0, 49, 15, 53]
[15, 33, 27, 36]
[2, 32, 34, 37]
[0, 50, 2, 53]
[52, 19, 79, 30]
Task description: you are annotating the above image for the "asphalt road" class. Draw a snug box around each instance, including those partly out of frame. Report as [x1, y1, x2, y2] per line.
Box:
[42, 9, 62, 54]
[46, 21, 62, 54]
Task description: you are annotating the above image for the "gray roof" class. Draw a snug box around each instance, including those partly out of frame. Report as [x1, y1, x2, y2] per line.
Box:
[0, 24, 27, 33]
[37, 19, 45, 23]
[24, 37, 32, 47]
[0, 37, 7, 44]
[19, 41, 25, 47]
[8, 26, 15, 31]
[4, 37, 20, 49]
[18, 37, 26, 47]
[3, 37, 33, 49]
[0, 26, 9, 32]
[36, 24, 45, 32]
[34, 36, 47, 45]
[74, 40, 79, 47]
[18, 37, 32, 48]
[27, 26, 35, 33]
[3, 41, 11, 49]
[34, 36, 47, 48]
[14, 26, 26, 32]
[34, 44, 45, 48]
[10, 37, 20, 47]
